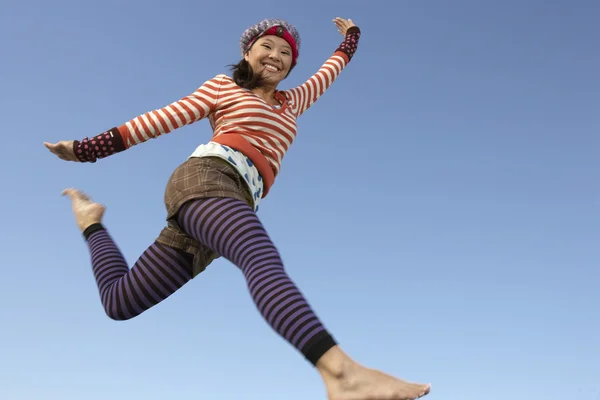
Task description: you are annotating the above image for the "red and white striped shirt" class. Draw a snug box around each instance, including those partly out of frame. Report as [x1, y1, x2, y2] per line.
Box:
[117, 50, 352, 197]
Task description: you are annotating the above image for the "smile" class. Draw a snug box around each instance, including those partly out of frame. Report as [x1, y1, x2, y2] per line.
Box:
[262, 63, 281, 72]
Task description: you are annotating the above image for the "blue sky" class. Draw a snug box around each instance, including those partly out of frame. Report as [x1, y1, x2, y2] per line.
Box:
[1, 0, 599, 399]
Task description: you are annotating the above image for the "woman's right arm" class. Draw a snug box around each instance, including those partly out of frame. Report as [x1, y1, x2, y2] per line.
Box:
[45, 75, 226, 163]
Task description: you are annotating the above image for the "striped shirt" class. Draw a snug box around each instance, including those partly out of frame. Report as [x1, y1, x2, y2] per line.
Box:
[117, 50, 352, 197]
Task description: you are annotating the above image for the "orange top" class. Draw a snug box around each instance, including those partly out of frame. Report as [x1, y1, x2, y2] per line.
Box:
[117, 51, 351, 197]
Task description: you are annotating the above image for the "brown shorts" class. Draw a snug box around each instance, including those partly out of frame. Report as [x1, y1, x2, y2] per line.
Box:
[155, 156, 254, 277]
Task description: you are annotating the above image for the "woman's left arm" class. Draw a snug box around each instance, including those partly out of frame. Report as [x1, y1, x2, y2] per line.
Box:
[285, 17, 361, 116]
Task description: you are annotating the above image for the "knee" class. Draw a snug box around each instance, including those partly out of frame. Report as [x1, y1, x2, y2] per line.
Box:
[104, 306, 136, 321]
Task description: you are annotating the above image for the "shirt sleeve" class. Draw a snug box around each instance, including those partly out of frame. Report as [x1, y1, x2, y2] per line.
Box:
[73, 75, 225, 162]
[284, 27, 361, 118]
[118, 74, 225, 148]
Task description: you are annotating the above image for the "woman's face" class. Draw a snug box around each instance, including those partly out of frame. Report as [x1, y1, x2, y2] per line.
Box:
[244, 35, 293, 86]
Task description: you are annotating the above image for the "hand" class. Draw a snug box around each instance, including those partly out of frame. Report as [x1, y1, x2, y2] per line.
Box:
[44, 140, 79, 162]
[333, 17, 357, 36]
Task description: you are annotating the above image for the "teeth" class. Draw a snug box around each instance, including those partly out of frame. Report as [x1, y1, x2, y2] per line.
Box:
[263, 64, 279, 72]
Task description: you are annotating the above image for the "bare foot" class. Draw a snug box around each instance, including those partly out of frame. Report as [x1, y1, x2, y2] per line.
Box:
[318, 346, 430, 400]
[62, 188, 106, 232]
[326, 364, 430, 400]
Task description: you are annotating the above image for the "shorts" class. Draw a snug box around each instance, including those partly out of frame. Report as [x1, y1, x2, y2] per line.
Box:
[154, 156, 254, 277]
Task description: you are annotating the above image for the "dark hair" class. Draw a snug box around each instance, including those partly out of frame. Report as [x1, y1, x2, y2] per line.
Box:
[229, 59, 266, 90]
[229, 59, 296, 90]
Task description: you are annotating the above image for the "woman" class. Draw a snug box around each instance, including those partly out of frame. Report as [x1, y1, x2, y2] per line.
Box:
[45, 17, 431, 400]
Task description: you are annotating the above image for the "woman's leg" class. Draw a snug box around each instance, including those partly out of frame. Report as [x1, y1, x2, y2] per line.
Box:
[63, 189, 431, 399]
[177, 196, 335, 363]
[64, 188, 194, 320]
[85, 227, 194, 320]
[176, 197, 431, 400]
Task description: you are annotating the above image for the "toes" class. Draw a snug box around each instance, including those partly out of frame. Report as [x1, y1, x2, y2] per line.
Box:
[416, 384, 431, 398]
[62, 188, 77, 197]
[62, 188, 90, 201]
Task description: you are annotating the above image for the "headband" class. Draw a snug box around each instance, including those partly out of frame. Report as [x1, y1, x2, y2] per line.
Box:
[240, 19, 300, 66]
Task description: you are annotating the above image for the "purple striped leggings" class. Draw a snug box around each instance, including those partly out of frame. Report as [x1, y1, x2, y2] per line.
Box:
[83, 197, 336, 365]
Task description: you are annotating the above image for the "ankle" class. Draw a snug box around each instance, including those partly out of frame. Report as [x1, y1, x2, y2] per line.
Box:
[83, 222, 105, 240]
[315, 345, 357, 380]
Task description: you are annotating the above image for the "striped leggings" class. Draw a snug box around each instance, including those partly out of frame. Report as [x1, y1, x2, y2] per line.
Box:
[83, 197, 336, 365]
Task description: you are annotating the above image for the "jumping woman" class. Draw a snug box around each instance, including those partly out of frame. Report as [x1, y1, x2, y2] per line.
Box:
[45, 17, 431, 400]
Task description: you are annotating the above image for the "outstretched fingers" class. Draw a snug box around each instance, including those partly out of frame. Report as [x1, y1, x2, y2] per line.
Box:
[44, 140, 78, 161]
[332, 17, 356, 36]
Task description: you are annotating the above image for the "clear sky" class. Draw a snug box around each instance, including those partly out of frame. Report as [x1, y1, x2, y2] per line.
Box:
[1, 0, 598, 399]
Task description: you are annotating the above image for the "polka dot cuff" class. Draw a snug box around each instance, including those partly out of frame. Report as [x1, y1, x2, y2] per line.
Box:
[73, 127, 125, 163]
[336, 26, 361, 60]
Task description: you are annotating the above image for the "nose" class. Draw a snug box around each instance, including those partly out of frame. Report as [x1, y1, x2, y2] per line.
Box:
[268, 50, 280, 62]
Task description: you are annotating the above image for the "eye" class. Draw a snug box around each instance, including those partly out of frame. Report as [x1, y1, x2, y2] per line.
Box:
[262, 44, 271, 49]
